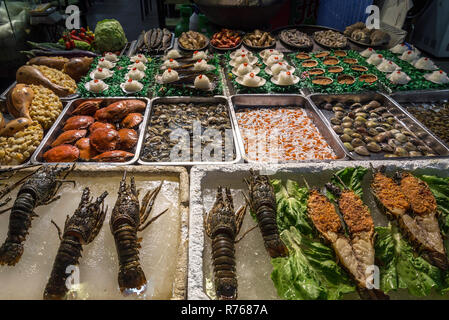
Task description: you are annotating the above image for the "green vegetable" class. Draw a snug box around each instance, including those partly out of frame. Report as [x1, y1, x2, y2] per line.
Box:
[327, 166, 368, 201]
[93, 19, 127, 53]
[270, 179, 355, 300]
[271, 227, 355, 300]
[375, 224, 449, 296]
[272, 179, 313, 236]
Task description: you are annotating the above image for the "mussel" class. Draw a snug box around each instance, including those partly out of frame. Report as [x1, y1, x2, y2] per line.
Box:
[366, 142, 381, 153]
[355, 146, 370, 156]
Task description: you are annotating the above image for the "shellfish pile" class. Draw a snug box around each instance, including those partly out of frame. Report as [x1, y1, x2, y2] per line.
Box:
[321, 100, 438, 158]
[140, 102, 234, 163]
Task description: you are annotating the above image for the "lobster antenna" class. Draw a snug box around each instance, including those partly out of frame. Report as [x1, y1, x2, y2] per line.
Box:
[333, 174, 349, 190]
[302, 177, 311, 190]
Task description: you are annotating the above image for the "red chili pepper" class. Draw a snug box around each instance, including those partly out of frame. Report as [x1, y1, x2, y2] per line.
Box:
[70, 35, 82, 41]
[65, 41, 71, 50]
[79, 32, 86, 39]
[80, 27, 86, 33]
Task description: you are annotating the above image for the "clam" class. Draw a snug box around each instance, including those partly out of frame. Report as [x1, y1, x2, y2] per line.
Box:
[334, 111, 345, 119]
[386, 117, 395, 124]
[418, 145, 433, 154]
[394, 147, 409, 157]
[342, 116, 353, 122]
[375, 132, 389, 143]
[362, 104, 374, 112]
[403, 142, 417, 151]
[425, 153, 437, 157]
[351, 133, 362, 139]
[368, 101, 381, 108]
[368, 128, 379, 136]
[367, 142, 382, 153]
[334, 102, 344, 109]
[408, 137, 423, 146]
[344, 142, 354, 152]
[356, 127, 368, 135]
[369, 112, 379, 118]
[374, 107, 387, 114]
[350, 103, 362, 110]
[355, 112, 368, 118]
[354, 107, 363, 113]
[380, 143, 394, 153]
[340, 134, 352, 142]
[394, 133, 408, 143]
[388, 138, 400, 148]
[332, 125, 344, 134]
[354, 121, 366, 128]
[401, 130, 414, 136]
[323, 103, 333, 110]
[342, 122, 353, 128]
[390, 129, 400, 135]
[417, 132, 428, 139]
[366, 121, 377, 128]
[394, 123, 403, 130]
[331, 118, 342, 125]
[384, 154, 398, 158]
[409, 151, 423, 157]
[351, 138, 365, 148]
[355, 116, 367, 122]
[364, 136, 375, 144]
[375, 127, 387, 133]
[382, 112, 394, 118]
[333, 106, 345, 112]
[355, 146, 370, 156]
[343, 128, 354, 135]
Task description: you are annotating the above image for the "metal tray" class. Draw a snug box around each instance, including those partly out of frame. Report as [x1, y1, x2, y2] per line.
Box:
[0, 165, 189, 300]
[188, 159, 449, 300]
[31, 97, 150, 166]
[131, 31, 175, 56]
[230, 94, 350, 163]
[138, 96, 242, 166]
[0, 81, 80, 102]
[307, 92, 449, 160]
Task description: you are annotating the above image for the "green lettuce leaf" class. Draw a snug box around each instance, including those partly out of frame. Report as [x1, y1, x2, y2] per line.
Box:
[271, 227, 355, 300]
[272, 179, 313, 236]
[375, 224, 448, 296]
[327, 167, 368, 201]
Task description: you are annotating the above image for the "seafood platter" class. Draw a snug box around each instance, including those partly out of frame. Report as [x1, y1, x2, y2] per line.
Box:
[2, 25, 449, 302]
[189, 160, 449, 300]
[32, 98, 149, 165]
[0, 165, 188, 299]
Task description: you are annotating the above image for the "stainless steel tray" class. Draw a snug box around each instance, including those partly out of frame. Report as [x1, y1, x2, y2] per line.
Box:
[138, 96, 242, 166]
[307, 92, 449, 160]
[390, 89, 449, 104]
[31, 97, 150, 166]
[230, 94, 350, 163]
[131, 31, 175, 56]
[0, 81, 80, 102]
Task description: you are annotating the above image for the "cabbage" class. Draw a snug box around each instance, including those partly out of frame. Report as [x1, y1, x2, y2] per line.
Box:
[93, 19, 127, 53]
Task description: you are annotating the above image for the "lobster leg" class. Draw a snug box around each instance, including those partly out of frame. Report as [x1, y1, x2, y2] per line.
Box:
[50, 220, 63, 241]
[0, 206, 12, 215]
[139, 182, 163, 226]
[0, 170, 39, 201]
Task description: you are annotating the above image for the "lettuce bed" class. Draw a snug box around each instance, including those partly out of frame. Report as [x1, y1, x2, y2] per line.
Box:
[153, 54, 223, 97]
[224, 52, 303, 94]
[270, 167, 449, 300]
[379, 50, 449, 92]
[78, 56, 157, 97]
[289, 50, 386, 94]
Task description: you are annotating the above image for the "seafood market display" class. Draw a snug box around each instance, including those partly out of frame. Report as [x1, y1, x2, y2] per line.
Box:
[37, 98, 147, 163]
[205, 186, 246, 300]
[210, 29, 242, 50]
[344, 22, 391, 46]
[243, 30, 275, 49]
[137, 28, 173, 55]
[79, 53, 155, 97]
[44, 187, 108, 300]
[178, 31, 208, 50]
[191, 164, 449, 301]
[235, 107, 338, 162]
[110, 172, 168, 293]
[0, 165, 74, 266]
[313, 30, 347, 49]
[279, 29, 313, 49]
[140, 100, 236, 163]
[312, 94, 444, 158]
[0, 166, 186, 299]
[0, 84, 63, 165]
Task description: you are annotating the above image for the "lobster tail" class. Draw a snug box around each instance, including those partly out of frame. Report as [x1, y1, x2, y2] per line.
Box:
[0, 192, 36, 266]
[0, 242, 24, 266]
[212, 233, 237, 300]
[118, 265, 147, 292]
